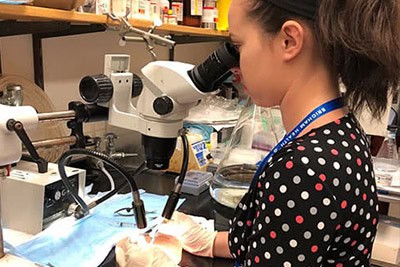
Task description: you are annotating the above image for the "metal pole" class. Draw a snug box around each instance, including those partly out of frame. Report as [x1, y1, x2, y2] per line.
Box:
[0, 168, 6, 259]
[31, 136, 77, 148]
[38, 110, 76, 123]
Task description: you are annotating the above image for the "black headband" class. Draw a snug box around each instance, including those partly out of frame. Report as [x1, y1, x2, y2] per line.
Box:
[268, 0, 319, 19]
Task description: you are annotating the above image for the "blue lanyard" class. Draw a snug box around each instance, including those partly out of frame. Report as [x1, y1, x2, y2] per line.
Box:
[250, 97, 344, 188]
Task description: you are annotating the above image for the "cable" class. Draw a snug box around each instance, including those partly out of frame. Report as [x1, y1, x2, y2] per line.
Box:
[161, 131, 189, 219]
[58, 148, 147, 229]
[98, 161, 115, 191]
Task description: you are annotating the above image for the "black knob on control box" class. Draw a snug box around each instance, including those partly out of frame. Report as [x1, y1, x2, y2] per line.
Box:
[79, 74, 113, 104]
[153, 96, 173, 115]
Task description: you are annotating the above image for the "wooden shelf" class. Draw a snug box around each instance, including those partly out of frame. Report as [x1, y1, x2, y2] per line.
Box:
[0, 4, 229, 37]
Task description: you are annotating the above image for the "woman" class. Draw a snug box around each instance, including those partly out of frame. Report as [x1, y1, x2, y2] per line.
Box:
[116, 0, 400, 266]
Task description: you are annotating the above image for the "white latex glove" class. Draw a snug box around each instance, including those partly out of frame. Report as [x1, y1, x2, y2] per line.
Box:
[160, 211, 217, 258]
[115, 236, 178, 267]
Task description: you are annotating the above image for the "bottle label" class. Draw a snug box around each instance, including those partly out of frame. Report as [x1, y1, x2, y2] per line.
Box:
[191, 0, 203, 16]
[172, 2, 183, 21]
[201, 6, 215, 23]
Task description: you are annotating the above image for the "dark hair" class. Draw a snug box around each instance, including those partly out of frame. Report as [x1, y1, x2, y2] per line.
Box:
[247, 0, 400, 119]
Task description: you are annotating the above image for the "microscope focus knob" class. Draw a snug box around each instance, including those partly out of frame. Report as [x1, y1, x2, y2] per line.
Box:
[79, 74, 113, 104]
[153, 96, 173, 115]
[131, 73, 143, 98]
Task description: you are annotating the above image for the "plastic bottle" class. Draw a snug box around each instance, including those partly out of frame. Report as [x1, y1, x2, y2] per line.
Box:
[183, 0, 203, 27]
[201, 0, 217, 29]
[374, 125, 399, 186]
[171, 0, 184, 25]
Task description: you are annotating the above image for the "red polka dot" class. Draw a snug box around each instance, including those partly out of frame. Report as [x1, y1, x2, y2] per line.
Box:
[255, 256, 260, 263]
[351, 240, 357, 247]
[334, 119, 341, 125]
[256, 211, 260, 218]
[286, 161, 294, 169]
[247, 220, 252, 227]
[362, 193, 367, 201]
[356, 158, 362, 166]
[353, 223, 359, 231]
[372, 218, 377, 225]
[336, 224, 341, 230]
[309, 132, 316, 137]
[315, 183, 323, 191]
[270, 231, 277, 239]
[336, 263, 343, 267]
[363, 248, 369, 255]
[297, 146, 306, 151]
[269, 194, 275, 202]
[237, 249, 241, 256]
[295, 215, 304, 224]
[350, 133, 356, 140]
[341, 200, 347, 209]
[257, 182, 261, 188]
[319, 174, 326, 182]
[331, 149, 339, 156]
[311, 245, 318, 253]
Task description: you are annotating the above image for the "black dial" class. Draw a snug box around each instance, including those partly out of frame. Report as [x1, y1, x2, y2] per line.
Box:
[153, 96, 174, 115]
[79, 74, 113, 104]
[131, 73, 143, 98]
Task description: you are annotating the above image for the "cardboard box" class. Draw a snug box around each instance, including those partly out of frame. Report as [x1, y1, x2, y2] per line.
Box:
[33, 0, 84, 10]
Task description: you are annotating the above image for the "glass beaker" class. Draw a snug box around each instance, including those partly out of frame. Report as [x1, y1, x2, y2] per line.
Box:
[210, 99, 284, 208]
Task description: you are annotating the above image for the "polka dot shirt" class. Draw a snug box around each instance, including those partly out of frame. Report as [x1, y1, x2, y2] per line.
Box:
[228, 113, 379, 266]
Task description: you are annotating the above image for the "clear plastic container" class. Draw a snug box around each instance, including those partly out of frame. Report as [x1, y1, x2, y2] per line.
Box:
[374, 125, 400, 187]
[210, 99, 284, 208]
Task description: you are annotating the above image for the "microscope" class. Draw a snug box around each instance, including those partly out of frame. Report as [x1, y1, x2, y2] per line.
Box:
[0, 42, 239, 261]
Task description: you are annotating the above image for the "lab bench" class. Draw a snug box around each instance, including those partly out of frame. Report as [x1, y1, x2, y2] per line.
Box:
[97, 166, 236, 267]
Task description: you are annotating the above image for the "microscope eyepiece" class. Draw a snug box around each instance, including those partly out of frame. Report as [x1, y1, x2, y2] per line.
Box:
[188, 42, 239, 93]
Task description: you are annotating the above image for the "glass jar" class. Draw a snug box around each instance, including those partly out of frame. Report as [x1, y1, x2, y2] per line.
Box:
[210, 99, 285, 208]
[183, 0, 203, 27]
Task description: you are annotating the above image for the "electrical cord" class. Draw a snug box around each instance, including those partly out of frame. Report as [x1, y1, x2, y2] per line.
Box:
[161, 130, 189, 220]
[58, 148, 148, 229]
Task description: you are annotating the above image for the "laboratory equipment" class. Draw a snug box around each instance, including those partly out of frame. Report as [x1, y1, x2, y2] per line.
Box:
[0, 161, 86, 235]
[210, 101, 284, 208]
[374, 125, 400, 187]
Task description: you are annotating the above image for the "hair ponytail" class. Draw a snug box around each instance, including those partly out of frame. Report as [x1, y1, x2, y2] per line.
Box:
[317, 0, 400, 119]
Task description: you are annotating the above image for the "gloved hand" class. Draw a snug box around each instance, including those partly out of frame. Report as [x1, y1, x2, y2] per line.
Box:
[115, 236, 178, 267]
[160, 211, 217, 258]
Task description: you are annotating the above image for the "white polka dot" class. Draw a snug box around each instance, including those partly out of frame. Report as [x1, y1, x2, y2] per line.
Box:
[330, 212, 338, 220]
[333, 162, 341, 170]
[366, 232, 371, 238]
[364, 179, 369, 187]
[298, 254, 305, 262]
[283, 261, 291, 267]
[323, 235, 330, 242]
[342, 141, 349, 147]
[355, 188, 360, 196]
[339, 251, 347, 257]
[359, 208, 364, 216]
[365, 164, 369, 172]
[358, 244, 365, 251]
[345, 183, 351, 191]
[318, 158, 326, 165]
[346, 167, 352, 175]
[247, 259, 251, 266]
[282, 223, 290, 232]
[317, 222, 325, 230]
[314, 147, 323, 152]
[307, 168, 315, 176]
[351, 204, 357, 213]
[273, 172, 280, 179]
[301, 191, 309, 200]
[311, 139, 319, 144]
[304, 231, 312, 239]
[327, 139, 335, 145]
[333, 178, 340, 187]
[289, 239, 298, 248]
[258, 224, 262, 231]
[265, 216, 270, 224]
[275, 208, 282, 216]
[287, 200, 295, 209]
[366, 213, 371, 220]
[261, 203, 266, 210]
[345, 153, 352, 160]
[356, 173, 361, 180]
[264, 252, 271, 259]
[252, 241, 257, 249]
[343, 237, 351, 244]
[310, 207, 318, 215]
[293, 175, 301, 184]
[345, 221, 352, 228]
[323, 198, 331, 206]
[346, 122, 352, 128]
[338, 129, 345, 136]
[354, 145, 361, 152]
[280, 185, 287, 193]
[260, 236, 266, 244]
[371, 185, 375, 193]
[301, 157, 310, 164]
[265, 182, 270, 189]
[323, 129, 331, 135]
[276, 246, 284, 254]
[238, 221, 244, 227]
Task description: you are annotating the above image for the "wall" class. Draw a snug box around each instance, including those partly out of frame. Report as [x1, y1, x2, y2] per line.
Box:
[0, 30, 220, 153]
